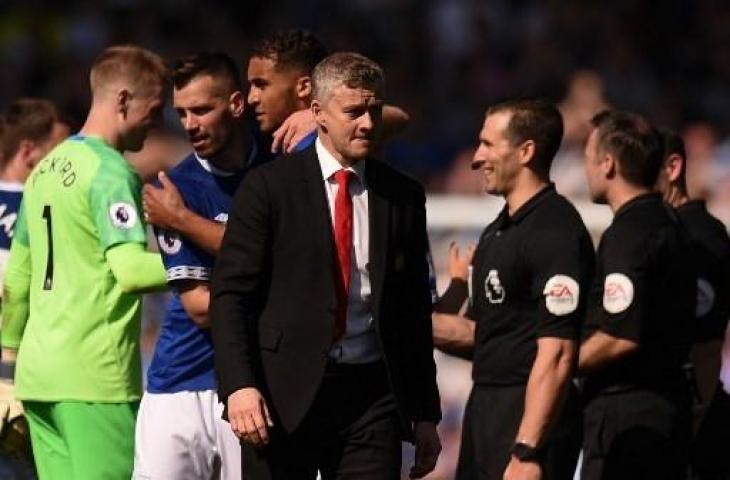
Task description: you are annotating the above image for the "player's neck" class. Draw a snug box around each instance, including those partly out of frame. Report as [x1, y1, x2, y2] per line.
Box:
[80, 106, 122, 151]
[663, 183, 689, 208]
[210, 126, 251, 172]
[505, 174, 549, 216]
[0, 157, 31, 184]
[606, 181, 652, 213]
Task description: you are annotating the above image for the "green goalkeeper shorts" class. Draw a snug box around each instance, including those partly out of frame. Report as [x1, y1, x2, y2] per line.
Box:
[23, 400, 138, 480]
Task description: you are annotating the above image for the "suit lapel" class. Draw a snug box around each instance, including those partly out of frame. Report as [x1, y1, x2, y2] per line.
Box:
[300, 146, 337, 305]
[365, 160, 390, 320]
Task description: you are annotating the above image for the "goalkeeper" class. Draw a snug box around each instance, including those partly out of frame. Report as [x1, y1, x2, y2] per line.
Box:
[0, 45, 168, 480]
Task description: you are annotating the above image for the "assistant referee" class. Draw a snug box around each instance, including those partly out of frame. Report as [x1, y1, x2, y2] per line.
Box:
[656, 127, 730, 479]
[578, 111, 695, 479]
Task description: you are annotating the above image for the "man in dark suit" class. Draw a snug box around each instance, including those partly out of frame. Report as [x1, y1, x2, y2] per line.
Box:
[210, 52, 441, 480]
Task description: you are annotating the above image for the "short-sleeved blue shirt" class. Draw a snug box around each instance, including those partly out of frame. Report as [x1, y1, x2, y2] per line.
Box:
[146, 154, 244, 393]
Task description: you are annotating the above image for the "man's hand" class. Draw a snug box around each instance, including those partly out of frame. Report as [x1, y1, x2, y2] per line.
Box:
[142, 171, 186, 231]
[0, 380, 23, 434]
[503, 456, 542, 480]
[447, 242, 475, 281]
[227, 387, 274, 448]
[271, 109, 316, 154]
[0, 350, 29, 457]
[410, 421, 441, 478]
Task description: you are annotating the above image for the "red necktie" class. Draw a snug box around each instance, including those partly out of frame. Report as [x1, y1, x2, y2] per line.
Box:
[333, 169, 354, 341]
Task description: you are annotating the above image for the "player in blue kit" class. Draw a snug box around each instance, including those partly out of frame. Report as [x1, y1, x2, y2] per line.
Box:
[132, 52, 252, 480]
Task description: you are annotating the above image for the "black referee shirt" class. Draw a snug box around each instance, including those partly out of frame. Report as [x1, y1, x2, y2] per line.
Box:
[583, 193, 696, 397]
[469, 184, 594, 386]
[677, 200, 730, 342]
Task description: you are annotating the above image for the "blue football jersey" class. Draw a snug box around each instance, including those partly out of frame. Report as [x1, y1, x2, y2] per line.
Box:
[146, 154, 244, 393]
[0, 181, 24, 291]
[248, 128, 317, 169]
[0, 182, 23, 251]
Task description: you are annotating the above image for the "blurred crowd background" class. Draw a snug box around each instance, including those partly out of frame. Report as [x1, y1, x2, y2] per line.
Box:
[2, 0, 729, 478]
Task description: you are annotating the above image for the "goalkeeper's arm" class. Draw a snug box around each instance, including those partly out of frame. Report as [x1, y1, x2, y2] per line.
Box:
[105, 242, 168, 294]
[0, 241, 30, 446]
[0, 240, 30, 440]
[1, 240, 31, 353]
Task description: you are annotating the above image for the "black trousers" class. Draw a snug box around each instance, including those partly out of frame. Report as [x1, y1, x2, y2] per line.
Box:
[691, 385, 730, 480]
[455, 383, 582, 480]
[582, 389, 691, 480]
[242, 361, 401, 480]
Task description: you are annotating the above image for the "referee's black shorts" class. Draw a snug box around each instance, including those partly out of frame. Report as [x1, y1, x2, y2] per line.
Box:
[456, 383, 581, 480]
[582, 389, 691, 480]
[691, 385, 730, 480]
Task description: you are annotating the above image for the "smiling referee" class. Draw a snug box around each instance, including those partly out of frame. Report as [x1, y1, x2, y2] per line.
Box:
[454, 99, 594, 480]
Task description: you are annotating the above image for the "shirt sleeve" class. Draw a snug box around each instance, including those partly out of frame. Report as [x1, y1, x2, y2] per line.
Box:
[693, 228, 730, 341]
[526, 228, 593, 339]
[153, 184, 215, 284]
[596, 232, 647, 342]
[1, 228, 31, 349]
[88, 161, 147, 252]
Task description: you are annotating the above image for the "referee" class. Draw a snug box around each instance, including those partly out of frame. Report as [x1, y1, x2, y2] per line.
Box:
[455, 98, 594, 480]
[656, 128, 730, 479]
[578, 111, 695, 479]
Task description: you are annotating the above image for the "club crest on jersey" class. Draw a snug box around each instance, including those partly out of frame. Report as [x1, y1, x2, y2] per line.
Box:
[485, 269, 505, 304]
[603, 273, 634, 314]
[109, 202, 137, 230]
[158, 230, 182, 255]
[544, 275, 579, 316]
[696, 278, 715, 317]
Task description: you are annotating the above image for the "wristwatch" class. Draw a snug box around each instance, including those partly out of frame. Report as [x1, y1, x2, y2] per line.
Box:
[510, 441, 541, 463]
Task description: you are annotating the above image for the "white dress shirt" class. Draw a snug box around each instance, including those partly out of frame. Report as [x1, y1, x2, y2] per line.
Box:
[315, 138, 381, 364]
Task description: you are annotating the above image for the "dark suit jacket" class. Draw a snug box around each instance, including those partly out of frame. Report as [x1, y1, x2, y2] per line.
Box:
[210, 145, 440, 440]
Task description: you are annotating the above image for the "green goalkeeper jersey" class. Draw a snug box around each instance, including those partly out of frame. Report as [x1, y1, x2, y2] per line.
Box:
[11, 135, 148, 402]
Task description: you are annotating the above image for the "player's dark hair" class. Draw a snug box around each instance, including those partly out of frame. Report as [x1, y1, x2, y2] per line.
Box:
[658, 126, 688, 190]
[0, 98, 60, 164]
[486, 98, 564, 177]
[659, 127, 686, 162]
[173, 52, 242, 91]
[590, 110, 663, 188]
[251, 30, 328, 74]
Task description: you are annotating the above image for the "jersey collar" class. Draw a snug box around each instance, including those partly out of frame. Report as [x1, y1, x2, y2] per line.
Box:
[676, 199, 706, 214]
[614, 192, 662, 219]
[0, 180, 24, 192]
[503, 183, 557, 226]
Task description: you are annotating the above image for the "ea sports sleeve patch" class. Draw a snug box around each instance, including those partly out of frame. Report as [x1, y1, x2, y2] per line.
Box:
[603, 273, 634, 314]
[544, 274, 580, 316]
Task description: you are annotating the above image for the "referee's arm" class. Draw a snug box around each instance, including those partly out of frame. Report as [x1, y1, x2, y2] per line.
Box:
[516, 337, 575, 447]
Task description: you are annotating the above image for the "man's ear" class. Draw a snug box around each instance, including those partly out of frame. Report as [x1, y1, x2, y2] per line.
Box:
[664, 153, 684, 183]
[603, 152, 617, 179]
[296, 75, 312, 101]
[117, 89, 131, 116]
[229, 91, 245, 118]
[15, 139, 33, 166]
[311, 100, 325, 131]
[518, 140, 536, 167]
